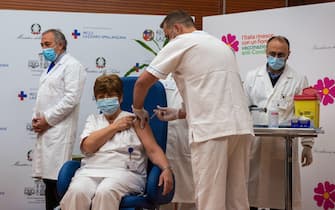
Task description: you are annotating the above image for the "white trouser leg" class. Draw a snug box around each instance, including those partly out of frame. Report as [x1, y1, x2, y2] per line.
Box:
[92, 177, 126, 210]
[226, 135, 251, 210]
[191, 135, 251, 210]
[92, 172, 145, 210]
[60, 176, 99, 210]
[191, 137, 228, 210]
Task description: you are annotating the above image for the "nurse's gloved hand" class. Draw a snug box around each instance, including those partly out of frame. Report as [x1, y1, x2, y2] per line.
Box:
[301, 146, 313, 167]
[132, 105, 149, 129]
[153, 105, 179, 121]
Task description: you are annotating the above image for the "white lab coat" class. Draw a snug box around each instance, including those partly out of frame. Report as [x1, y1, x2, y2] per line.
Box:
[244, 64, 311, 209]
[32, 53, 86, 180]
[159, 75, 195, 205]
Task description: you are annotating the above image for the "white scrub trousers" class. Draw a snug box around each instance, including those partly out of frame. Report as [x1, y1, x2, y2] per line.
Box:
[60, 172, 144, 210]
[190, 135, 251, 210]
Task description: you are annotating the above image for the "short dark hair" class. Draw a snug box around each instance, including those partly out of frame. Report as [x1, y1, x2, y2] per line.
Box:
[160, 10, 195, 29]
[42, 29, 67, 51]
[267, 35, 290, 50]
[93, 74, 123, 99]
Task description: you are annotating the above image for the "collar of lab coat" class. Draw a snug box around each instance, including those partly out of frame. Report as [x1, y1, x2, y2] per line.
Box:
[53, 51, 66, 65]
[257, 64, 294, 83]
[258, 64, 295, 104]
[40, 52, 69, 83]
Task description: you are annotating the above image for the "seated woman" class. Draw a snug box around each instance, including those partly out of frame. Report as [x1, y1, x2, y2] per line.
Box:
[60, 74, 174, 210]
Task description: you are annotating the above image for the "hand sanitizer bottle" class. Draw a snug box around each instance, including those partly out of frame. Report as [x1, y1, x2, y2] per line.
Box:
[268, 106, 279, 128]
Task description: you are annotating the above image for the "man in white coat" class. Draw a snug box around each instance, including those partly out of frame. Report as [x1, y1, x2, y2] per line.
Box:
[132, 10, 253, 210]
[244, 35, 313, 210]
[32, 29, 86, 210]
[157, 74, 196, 210]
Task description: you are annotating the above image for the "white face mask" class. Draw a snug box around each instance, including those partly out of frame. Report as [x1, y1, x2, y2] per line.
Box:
[96, 97, 119, 115]
[267, 56, 285, 71]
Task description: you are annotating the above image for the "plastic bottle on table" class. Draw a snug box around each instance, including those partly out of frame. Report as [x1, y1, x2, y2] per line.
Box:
[268, 107, 279, 128]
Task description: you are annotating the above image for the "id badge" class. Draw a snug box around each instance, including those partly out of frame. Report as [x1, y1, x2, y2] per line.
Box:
[125, 160, 137, 171]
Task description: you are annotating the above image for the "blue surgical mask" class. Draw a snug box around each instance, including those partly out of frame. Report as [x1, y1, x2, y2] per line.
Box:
[267, 56, 285, 71]
[43, 48, 57, 62]
[96, 97, 120, 115]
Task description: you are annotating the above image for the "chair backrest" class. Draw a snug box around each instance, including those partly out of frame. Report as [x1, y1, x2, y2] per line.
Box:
[121, 76, 168, 151]
[57, 76, 173, 208]
[120, 76, 174, 208]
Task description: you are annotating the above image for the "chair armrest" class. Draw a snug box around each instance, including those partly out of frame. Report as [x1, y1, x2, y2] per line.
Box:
[146, 165, 175, 205]
[57, 160, 81, 199]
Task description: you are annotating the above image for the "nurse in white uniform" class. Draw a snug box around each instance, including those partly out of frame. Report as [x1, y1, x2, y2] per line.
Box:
[132, 10, 253, 210]
[60, 74, 173, 210]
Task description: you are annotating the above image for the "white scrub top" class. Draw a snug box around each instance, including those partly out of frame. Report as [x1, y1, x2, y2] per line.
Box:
[77, 111, 147, 177]
[147, 30, 253, 143]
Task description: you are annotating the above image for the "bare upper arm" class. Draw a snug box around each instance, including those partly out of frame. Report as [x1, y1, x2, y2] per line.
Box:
[133, 119, 158, 152]
[135, 71, 159, 93]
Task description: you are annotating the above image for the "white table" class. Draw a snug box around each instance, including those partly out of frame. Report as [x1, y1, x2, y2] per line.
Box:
[253, 127, 323, 210]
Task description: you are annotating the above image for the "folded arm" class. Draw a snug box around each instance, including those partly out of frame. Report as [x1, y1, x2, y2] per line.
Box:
[81, 115, 135, 154]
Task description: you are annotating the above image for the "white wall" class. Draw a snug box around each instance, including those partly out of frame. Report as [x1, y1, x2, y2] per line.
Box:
[0, 10, 165, 210]
[204, 3, 335, 210]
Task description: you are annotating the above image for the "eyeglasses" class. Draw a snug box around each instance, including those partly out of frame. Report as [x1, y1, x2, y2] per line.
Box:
[267, 51, 287, 58]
